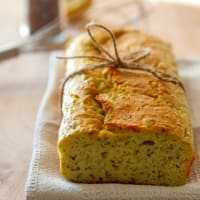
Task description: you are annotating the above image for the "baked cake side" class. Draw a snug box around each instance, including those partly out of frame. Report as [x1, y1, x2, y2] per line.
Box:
[58, 30, 195, 185]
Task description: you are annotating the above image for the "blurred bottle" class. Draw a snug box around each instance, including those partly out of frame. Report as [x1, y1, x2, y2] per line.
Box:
[20, 0, 59, 36]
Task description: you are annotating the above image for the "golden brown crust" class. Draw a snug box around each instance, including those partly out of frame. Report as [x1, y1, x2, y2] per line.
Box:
[63, 29, 193, 144]
[96, 67, 191, 138]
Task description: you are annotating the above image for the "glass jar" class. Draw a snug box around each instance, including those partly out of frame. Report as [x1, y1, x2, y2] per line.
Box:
[20, 0, 59, 36]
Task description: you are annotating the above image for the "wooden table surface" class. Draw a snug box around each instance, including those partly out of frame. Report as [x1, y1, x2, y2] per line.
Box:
[0, 2, 200, 200]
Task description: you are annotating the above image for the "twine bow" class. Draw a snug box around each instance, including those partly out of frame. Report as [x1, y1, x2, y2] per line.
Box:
[58, 23, 184, 107]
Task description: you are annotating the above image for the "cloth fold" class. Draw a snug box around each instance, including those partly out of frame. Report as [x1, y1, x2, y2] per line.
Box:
[25, 53, 200, 200]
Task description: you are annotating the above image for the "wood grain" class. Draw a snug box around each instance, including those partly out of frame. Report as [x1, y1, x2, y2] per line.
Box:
[0, 2, 200, 200]
[0, 53, 49, 200]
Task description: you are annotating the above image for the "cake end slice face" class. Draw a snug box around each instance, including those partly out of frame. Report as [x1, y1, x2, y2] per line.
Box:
[58, 128, 194, 186]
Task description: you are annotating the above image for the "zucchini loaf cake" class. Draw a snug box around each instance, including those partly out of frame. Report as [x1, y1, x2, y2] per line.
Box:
[58, 27, 195, 186]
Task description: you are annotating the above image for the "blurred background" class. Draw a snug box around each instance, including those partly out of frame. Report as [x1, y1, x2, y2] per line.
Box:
[0, 0, 200, 57]
[0, 0, 200, 200]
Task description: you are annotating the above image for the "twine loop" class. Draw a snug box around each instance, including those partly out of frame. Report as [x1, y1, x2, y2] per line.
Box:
[58, 23, 184, 107]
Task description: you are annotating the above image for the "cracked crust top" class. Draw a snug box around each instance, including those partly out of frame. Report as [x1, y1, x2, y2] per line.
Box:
[59, 29, 194, 147]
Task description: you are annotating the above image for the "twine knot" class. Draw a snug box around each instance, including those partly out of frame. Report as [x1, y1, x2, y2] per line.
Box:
[58, 23, 184, 107]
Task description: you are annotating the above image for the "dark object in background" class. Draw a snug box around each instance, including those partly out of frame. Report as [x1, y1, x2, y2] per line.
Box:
[27, 0, 58, 34]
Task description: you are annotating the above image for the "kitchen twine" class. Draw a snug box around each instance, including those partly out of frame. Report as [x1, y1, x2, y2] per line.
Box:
[57, 23, 184, 108]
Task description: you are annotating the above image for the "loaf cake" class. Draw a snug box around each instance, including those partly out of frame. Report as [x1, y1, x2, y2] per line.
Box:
[58, 27, 195, 186]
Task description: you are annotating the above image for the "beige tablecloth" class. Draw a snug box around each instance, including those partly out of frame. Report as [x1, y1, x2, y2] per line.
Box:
[25, 52, 200, 200]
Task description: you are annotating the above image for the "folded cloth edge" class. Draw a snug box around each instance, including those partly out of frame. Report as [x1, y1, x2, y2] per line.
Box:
[25, 52, 63, 200]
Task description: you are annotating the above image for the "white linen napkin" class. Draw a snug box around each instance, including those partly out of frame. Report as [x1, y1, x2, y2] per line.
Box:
[25, 53, 200, 200]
